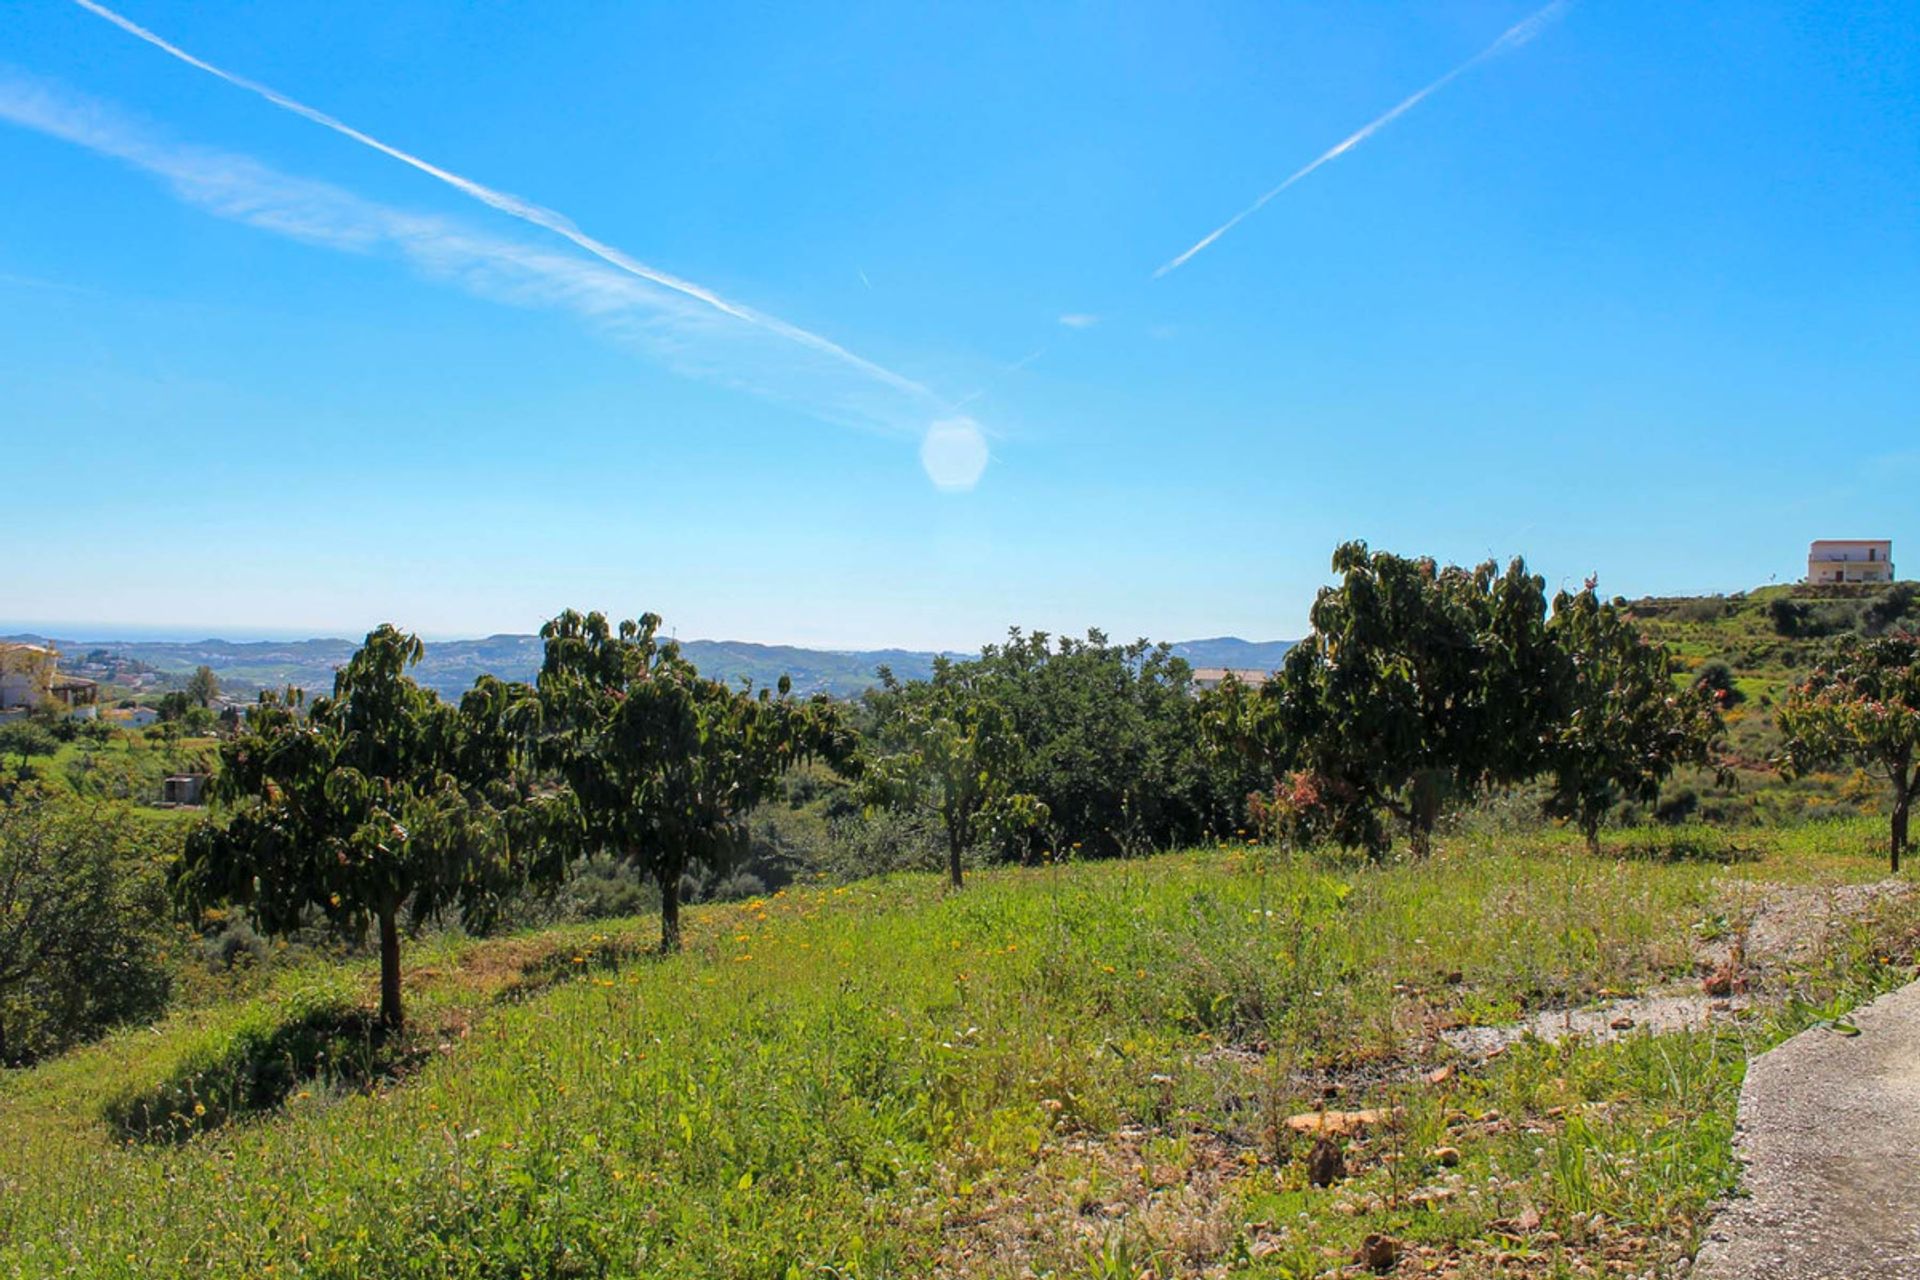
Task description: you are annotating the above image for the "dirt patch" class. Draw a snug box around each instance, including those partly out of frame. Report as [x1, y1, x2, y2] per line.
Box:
[1441, 987, 1756, 1058]
[935, 1126, 1242, 1278]
[1711, 877, 1912, 969]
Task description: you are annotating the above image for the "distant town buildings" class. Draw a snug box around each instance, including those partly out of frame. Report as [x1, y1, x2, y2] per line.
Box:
[1190, 667, 1271, 693]
[1806, 539, 1895, 585]
[0, 642, 97, 718]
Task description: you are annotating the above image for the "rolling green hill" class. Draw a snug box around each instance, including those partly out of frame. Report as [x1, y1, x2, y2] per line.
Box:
[1, 822, 1911, 1278]
[1621, 579, 1918, 823]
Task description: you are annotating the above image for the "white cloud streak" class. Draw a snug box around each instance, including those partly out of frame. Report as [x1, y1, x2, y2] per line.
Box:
[68, 0, 936, 405]
[0, 72, 944, 441]
[1057, 312, 1099, 329]
[1154, 0, 1570, 277]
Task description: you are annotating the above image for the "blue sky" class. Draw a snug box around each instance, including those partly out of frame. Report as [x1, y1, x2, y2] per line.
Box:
[2, 1, 1914, 649]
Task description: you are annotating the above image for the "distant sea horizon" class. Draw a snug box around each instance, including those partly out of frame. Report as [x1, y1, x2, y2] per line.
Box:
[0, 622, 360, 645]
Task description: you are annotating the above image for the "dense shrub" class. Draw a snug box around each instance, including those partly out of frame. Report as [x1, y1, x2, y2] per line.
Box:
[0, 790, 177, 1063]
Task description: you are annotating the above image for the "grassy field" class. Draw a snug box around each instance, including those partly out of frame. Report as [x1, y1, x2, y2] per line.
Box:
[1, 820, 1914, 1279]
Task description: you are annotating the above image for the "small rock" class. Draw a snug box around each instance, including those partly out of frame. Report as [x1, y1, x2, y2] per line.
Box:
[1431, 1145, 1461, 1166]
[1425, 1065, 1454, 1086]
[1609, 1015, 1635, 1031]
[1357, 1233, 1400, 1274]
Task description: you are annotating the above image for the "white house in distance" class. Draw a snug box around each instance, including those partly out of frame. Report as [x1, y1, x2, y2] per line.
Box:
[1805, 539, 1895, 584]
[0, 642, 99, 718]
[1190, 667, 1271, 693]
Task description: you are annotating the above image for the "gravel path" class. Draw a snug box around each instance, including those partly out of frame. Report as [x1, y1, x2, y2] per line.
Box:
[1693, 977, 1920, 1279]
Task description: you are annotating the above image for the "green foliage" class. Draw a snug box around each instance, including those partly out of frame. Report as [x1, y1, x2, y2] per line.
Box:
[1693, 660, 1743, 705]
[536, 609, 851, 948]
[1780, 632, 1920, 868]
[1542, 587, 1724, 849]
[1218, 543, 1557, 855]
[976, 629, 1253, 855]
[178, 626, 544, 1028]
[184, 665, 220, 709]
[0, 790, 175, 1064]
[859, 658, 1040, 886]
[0, 822, 1906, 1277]
[0, 721, 59, 797]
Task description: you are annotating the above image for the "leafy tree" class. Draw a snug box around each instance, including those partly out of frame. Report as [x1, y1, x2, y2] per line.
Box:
[156, 690, 193, 722]
[1863, 584, 1918, 637]
[970, 630, 1246, 857]
[1234, 543, 1554, 856]
[1693, 660, 1743, 706]
[1780, 633, 1920, 869]
[860, 659, 1040, 887]
[178, 627, 540, 1029]
[1540, 586, 1723, 852]
[0, 790, 175, 1064]
[1766, 597, 1809, 637]
[185, 665, 221, 709]
[537, 610, 849, 950]
[0, 722, 58, 769]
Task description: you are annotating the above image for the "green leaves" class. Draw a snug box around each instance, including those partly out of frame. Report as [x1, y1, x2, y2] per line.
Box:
[180, 626, 546, 1028]
[1213, 546, 1723, 857]
[1779, 633, 1920, 867]
[1541, 586, 1723, 850]
[536, 610, 848, 948]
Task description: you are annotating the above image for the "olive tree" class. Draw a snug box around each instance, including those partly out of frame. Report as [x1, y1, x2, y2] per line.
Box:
[1780, 633, 1920, 869]
[178, 626, 539, 1029]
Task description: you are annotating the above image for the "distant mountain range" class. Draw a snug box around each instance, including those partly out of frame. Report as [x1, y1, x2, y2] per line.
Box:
[2, 632, 1294, 700]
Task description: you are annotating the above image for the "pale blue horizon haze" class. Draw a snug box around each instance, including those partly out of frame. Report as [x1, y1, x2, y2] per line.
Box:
[2, 1, 1914, 650]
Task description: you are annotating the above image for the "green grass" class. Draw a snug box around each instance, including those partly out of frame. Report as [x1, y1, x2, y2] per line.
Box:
[0, 820, 1911, 1278]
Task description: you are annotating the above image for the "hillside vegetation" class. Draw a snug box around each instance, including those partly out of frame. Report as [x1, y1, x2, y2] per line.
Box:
[1621, 580, 1919, 825]
[4, 554, 1918, 1277]
[2, 822, 1914, 1279]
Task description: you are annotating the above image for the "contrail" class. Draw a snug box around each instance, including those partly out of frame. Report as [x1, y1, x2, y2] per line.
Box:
[69, 0, 935, 402]
[1155, 0, 1569, 277]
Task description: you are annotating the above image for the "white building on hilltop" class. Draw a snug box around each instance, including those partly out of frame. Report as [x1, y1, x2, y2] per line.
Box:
[1806, 540, 1894, 584]
[0, 643, 99, 718]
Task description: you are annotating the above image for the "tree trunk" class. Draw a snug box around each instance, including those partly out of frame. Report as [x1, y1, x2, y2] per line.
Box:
[947, 826, 965, 890]
[377, 905, 403, 1031]
[1891, 772, 1911, 874]
[658, 869, 682, 953]
[1582, 812, 1601, 857]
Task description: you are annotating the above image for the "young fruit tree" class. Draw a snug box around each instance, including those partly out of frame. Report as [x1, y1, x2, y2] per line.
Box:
[861, 660, 1042, 888]
[1779, 633, 1920, 870]
[177, 627, 540, 1030]
[1539, 586, 1723, 852]
[536, 610, 850, 951]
